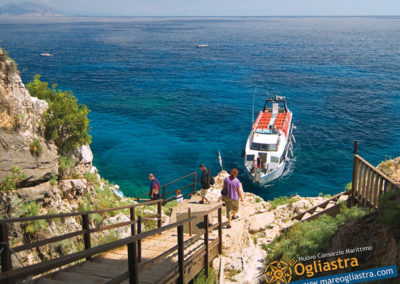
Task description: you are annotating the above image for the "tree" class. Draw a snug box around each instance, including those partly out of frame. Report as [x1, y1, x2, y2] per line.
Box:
[27, 75, 91, 154]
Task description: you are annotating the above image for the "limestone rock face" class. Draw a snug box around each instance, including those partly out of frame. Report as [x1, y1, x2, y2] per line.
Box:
[0, 130, 58, 184]
[16, 182, 53, 202]
[0, 49, 58, 184]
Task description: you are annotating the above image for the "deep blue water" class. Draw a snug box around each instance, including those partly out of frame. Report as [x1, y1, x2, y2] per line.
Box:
[1, 17, 400, 200]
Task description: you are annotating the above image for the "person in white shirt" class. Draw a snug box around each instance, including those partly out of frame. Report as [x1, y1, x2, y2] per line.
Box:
[176, 189, 184, 203]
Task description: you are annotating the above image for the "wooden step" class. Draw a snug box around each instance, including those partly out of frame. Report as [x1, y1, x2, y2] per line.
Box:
[49, 271, 109, 284]
[301, 213, 312, 220]
[325, 201, 337, 209]
[35, 278, 68, 284]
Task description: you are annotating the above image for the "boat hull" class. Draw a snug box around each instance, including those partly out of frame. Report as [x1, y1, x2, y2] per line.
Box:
[247, 160, 286, 184]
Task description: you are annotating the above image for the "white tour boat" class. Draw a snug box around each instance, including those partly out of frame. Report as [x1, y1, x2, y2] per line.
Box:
[244, 95, 295, 184]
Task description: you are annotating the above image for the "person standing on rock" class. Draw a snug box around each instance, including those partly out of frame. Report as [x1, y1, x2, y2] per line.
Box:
[149, 173, 160, 200]
[199, 164, 211, 204]
[223, 168, 244, 228]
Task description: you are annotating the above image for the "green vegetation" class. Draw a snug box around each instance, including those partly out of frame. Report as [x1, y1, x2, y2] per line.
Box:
[13, 201, 47, 234]
[29, 138, 42, 156]
[49, 175, 58, 186]
[270, 195, 301, 210]
[255, 197, 262, 203]
[59, 156, 75, 171]
[26, 75, 91, 154]
[379, 187, 400, 230]
[0, 166, 26, 191]
[225, 267, 241, 281]
[84, 171, 100, 187]
[163, 200, 178, 216]
[194, 264, 217, 284]
[265, 204, 367, 263]
[0, 48, 17, 72]
[378, 159, 394, 177]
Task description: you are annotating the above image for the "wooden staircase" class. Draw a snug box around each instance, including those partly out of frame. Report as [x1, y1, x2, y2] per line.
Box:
[34, 228, 217, 284]
[292, 191, 350, 223]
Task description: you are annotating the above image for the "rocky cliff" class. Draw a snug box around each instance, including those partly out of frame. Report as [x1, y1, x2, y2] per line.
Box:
[0, 49, 134, 267]
[0, 48, 58, 185]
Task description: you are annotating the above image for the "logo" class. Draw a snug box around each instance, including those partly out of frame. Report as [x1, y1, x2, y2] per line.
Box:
[264, 259, 297, 284]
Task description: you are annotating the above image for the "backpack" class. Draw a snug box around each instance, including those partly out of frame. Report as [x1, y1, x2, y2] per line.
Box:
[210, 175, 215, 185]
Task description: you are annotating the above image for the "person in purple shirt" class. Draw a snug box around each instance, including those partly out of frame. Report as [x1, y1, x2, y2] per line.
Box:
[223, 168, 244, 228]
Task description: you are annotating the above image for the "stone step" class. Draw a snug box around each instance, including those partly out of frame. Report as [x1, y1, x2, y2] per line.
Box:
[301, 212, 312, 220]
[325, 201, 337, 209]
[338, 194, 350, 202]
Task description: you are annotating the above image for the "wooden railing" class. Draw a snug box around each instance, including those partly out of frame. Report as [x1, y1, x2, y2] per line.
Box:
[0, 204, 222, 284]
[0, 199, 163, 274]
[351, 141, 399, 208]
[134, 172, 197, 204]
[0, 172, 222, 284]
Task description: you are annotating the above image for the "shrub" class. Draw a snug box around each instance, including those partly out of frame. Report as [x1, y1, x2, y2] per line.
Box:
[377, 159, 394, 177]
[29, 138, 42, 156]
[84, 172, 99, 187]
[0, 166, 26, 191]
[59, 156, 75, 171]
[163, 200, 178, 215]
[194, 264, 217, 284]
[19, 201, 47, 234]
[91, 213, 104, 227]
[270, 196, 290, 209]
[266, 204, 367, 262]
[49, 175, 58, 186]
[27, 75, 91, 154]
[379, 187, 400, 230]
[255, 197, 262, 203]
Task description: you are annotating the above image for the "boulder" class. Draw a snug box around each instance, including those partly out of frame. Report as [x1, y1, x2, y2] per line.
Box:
[0, 131, 58, 185]
[247, 212, 274, 234]
[16, 182, 52, 202]
[74, 145, 93, 165]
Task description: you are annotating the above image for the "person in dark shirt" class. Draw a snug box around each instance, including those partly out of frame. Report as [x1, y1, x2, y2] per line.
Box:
[199, 164, 211, 204]
[149, 173, 160, 200]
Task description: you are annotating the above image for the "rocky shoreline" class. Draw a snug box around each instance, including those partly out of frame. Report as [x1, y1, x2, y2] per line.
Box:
[199, 170, 330, 283]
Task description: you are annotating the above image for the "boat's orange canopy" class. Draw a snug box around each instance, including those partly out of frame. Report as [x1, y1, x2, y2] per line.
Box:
[252, 110, 291, 136]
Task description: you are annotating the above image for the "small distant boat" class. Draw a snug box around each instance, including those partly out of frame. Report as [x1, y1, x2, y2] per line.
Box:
[243, 94, 295, 184]
[196, 44, 208, 48]
[40, 52, 52, 57]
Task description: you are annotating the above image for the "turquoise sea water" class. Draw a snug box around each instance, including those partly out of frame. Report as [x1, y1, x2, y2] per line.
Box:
[1, 17, 399, 200]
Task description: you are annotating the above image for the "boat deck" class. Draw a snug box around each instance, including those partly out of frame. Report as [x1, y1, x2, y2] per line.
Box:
[252, 110, 291, 136]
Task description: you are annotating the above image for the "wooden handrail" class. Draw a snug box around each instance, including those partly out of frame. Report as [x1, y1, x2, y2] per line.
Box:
[355, 154, 399, 186]
[351, 143, 399, 210]
[0, 199, 163, 224]
[0, 204, 222, 283]
[134, 172, 197, 200]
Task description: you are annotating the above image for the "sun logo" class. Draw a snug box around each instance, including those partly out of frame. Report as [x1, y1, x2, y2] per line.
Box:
[264, 259, 297, 284]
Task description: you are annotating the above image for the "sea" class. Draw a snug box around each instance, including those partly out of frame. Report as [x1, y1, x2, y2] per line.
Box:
[1, 16, 399, 200]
